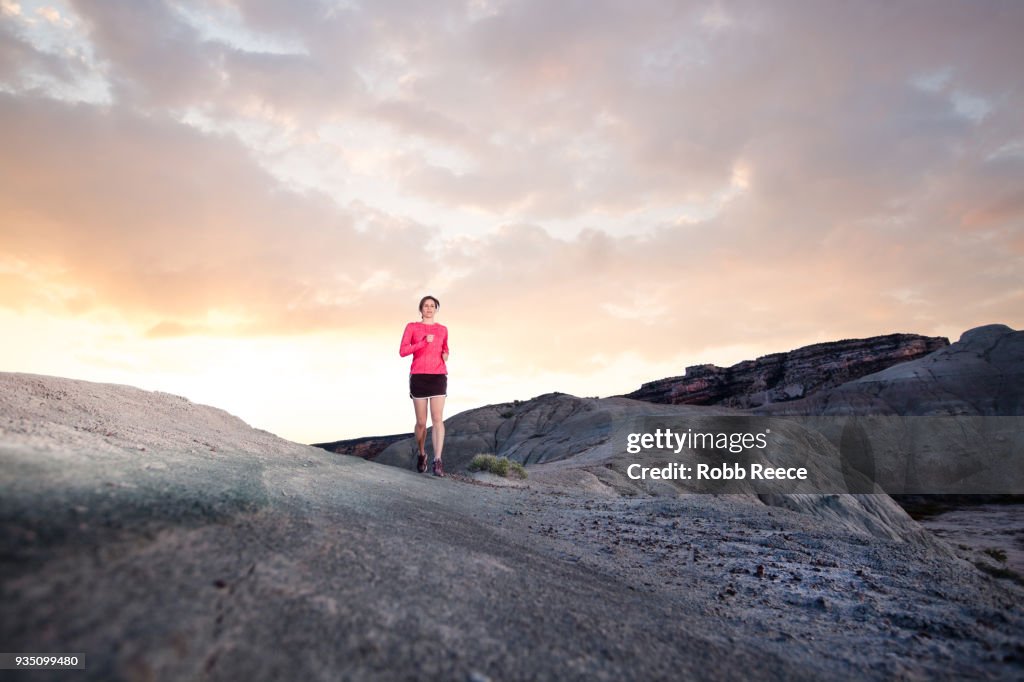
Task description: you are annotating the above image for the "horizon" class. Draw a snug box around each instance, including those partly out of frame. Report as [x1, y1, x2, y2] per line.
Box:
[0, 322, 989, 445]
[2, 1, 1023, 443]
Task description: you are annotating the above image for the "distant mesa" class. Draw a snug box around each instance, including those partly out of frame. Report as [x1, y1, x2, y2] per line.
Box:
[621, 332, 949, 409]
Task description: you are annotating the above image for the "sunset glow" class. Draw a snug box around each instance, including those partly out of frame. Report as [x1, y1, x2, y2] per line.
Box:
[2, 1, 1022, 442]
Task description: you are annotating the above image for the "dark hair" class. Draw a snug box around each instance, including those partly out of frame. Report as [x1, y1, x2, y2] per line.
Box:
[418, 295, 440, 312]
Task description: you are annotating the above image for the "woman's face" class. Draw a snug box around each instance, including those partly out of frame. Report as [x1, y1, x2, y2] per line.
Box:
[421, 299, 437, 318]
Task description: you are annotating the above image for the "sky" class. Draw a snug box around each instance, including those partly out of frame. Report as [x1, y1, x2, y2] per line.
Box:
[1, 0, 1022, 444]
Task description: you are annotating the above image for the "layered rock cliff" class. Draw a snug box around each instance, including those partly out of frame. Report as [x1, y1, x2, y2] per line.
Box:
[622, 333, 948, 408]
[761, 324, 1023, 417]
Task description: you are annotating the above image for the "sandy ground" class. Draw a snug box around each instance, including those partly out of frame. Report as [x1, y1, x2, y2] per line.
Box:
[2, 372, 1022, 681]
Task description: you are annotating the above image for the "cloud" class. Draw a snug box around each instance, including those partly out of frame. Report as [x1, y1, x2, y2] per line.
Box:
[0, 15, 80, 85]
[2, 0, 1023, 379]
[0, 92, 437, 335]
[370, 98, 469, 144]
[55, 1, 1024, 224]
[36, 6, 70, 26]
[66, 0, 364, 122]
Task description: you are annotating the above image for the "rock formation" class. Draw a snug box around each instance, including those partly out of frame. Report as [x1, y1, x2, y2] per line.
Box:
[3, 348, 1023, 679]
[320, 327, 1018, 488]
[374, 392, 615, 470]
[622, 333, 948, 408]
[360, 325, 1022, 499]
[313, 433, 409, 459]
[759, 324, 1022, 417]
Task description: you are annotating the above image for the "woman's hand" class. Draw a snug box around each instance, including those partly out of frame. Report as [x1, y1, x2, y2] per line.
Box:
[442, 352, 449, 362]
[426, 334, 435, 343]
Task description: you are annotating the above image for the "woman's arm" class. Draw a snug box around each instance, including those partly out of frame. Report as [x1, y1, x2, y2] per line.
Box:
[441, 329, 449, 362]
[399, 324, 427, 357]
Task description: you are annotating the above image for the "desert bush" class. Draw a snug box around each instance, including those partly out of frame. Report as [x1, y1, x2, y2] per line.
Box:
[974, 560, 1024, 586]
[468, 454, 527, 479]
[983, 547, 1008, 563]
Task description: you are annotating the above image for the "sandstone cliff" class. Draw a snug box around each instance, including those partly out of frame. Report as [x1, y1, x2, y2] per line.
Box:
[622, 333, 948, 408]
[761, 324, 1023, 417]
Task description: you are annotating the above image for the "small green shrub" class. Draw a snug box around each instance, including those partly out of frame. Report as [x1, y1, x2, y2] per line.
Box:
[983, 547, 1008, 563]
[507, 460, 527, 479]
[468, 454, 527, 479]
[974, 561, 1024, 586]
[500, 410, 515, 419]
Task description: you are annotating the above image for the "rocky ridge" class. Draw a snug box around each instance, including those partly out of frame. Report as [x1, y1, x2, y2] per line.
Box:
[622, 332, 948, 408]
[2, 371, 1023, 679]
[362, 326, 1022, 500]
[760, 324, 1023, 417]
[325, 329, 950, 462]
[3, 323, 1024, 680]
[313, 433, 409, 459]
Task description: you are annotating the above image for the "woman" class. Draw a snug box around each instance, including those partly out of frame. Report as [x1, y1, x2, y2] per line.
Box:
[399, 295, 449, 476]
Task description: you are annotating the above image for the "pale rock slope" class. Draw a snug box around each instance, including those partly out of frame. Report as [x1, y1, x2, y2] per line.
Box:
[2, 372, 1022, 681]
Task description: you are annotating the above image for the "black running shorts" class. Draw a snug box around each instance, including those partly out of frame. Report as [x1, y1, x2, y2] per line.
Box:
[409, 373, 447, 399]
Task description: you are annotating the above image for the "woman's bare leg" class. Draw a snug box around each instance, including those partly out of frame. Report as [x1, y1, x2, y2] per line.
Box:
[413, 398, 428, 456]
[429, 395, 446, 461]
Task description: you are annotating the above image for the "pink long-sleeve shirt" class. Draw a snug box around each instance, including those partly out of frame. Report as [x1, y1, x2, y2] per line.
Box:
[399, 322, 449, 374]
